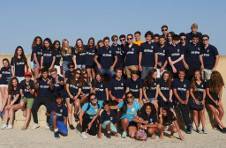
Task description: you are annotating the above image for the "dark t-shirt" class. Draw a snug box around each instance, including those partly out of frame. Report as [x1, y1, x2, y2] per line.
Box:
[0, 66, 12, 84]
[31, 45, 43, 64]
[52, 104, 68, 121]
[109, 78, 126, 99]
[11, 57, 26, 77]
[97, 46, 116, 69]
[92, 80, 107, 101]
[126, 78, 143, 99]
[20, 79, 35, 98]
[124, 44, 139, 66]
[173, 79, 190, 100]
[202, 44, 219, 69]
[140, 42, 156, 67]
[139, 112, 158, 124]
[100, 110, 118, 124]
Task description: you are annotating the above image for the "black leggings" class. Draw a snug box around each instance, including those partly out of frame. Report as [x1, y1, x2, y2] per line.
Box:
[82, 113, 98, 135]
[177, 104, 192, 128]
[32, 96, 51, 124]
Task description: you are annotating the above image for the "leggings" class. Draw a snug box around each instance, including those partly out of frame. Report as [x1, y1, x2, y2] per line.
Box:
[32, 96, 51, 124]
[177, 103, 192, 128]
[82, 113, 98, 135]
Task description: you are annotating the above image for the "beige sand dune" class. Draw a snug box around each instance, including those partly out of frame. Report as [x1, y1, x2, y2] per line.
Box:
[0, 55, 226, 148]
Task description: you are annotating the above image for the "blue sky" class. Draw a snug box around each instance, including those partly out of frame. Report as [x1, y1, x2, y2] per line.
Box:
[0, 0, 226, 55]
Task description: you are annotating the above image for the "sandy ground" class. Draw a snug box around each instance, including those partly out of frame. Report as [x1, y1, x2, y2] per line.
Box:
[0, 128, 226, 148]
[0, 55, 226, 148]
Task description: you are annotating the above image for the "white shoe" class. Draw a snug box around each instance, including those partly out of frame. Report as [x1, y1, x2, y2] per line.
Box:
[44, 123, 49, 129]
[81, 132, 88, 139]
[6, 124, 13, 129]
[32, 123, 40, 129]
[1, 124, 7, 129]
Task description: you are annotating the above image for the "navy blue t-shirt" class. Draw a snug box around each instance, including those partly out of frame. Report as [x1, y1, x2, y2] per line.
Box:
[112, 44, 125, 68]
[191, 81, 206, 101]
[52, 104, 68, 121]
[53, 49, 62, 66]
[10, 86, 21, 104]
[92, 80, 107, 101]
[65, 70, 73, 80]
[11, 57, 26, 77]
[20, 79, 35, 98]
[124, 44, 139, 66]
[0, 66, 12, 84]
[31, 45, 43, 64]
[37, 77, 52, 97]
[85, 46, 96, 66]
[126, 78, 143, 99]
[97, 46, 116, 69]
[100, 110, 118, 124]
[42, 48, 55, 68]
[109, 78, 126, 99]
[144, 79, 158, 99]
[167, 44, 184, 70]
[81, 81, 91, 96]
[202, 44, 219, 69]
[140, 42, 156, 67]
[173, 79, 190, 101]
[52, 75, 65, 97]
[158, 79, 171, 100]
[66, 79, 81, 97]
[156, 44, 167, 68]
[185, 43, 201, 69]
[74, 49, 87, 66]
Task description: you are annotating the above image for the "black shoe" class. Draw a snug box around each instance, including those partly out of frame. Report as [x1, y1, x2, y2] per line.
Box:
[74, 114, 79, 122]
[54, 132, 60, 138]
[195, 129, 200, 134]
[186, 127, 192, 134]
[221, 128, 226, 133]
[69, 124, 75, 130]
[215, 125, 222, 132]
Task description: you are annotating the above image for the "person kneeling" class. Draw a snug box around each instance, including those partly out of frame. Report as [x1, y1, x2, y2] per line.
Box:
[137, 103, 163, 140]
[51, 96, 68, 138]
[98, 101, 118, 138]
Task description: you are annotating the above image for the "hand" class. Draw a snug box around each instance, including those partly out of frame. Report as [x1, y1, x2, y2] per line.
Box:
[110, 66, 114, 71]
[184, 63, 189, 70]
[138, 65, 143, 71]
[160, 67, 164, 72]
[154, 65, 157, 69]
[73, 96, 78, 101]
[172, 66, 177, 73]
[97, 64, 102, 70]
[88, 123, 92, 130]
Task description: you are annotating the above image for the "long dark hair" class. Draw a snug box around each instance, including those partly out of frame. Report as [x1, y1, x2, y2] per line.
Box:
[75, 38, 85, 53]
[209, 71, 224, 94]
[12, 46, 28, 67]
[32, 36, 42, 48]
[139, 102, 157, 117]
[43, 38, 53, 50]
[121, 92, 134, 114]
[8, 77, 19, 94]
[144, 69, 157, 86]
[53, 40, 61, 50]
[161, 71, 172, 88]
[87, 37, 95, 48]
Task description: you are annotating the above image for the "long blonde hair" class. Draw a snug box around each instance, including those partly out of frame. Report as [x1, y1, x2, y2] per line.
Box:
[61, 39, 72, 55]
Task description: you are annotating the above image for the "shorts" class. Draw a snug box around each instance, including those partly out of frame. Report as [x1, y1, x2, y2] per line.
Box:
[54, 65, 62, 76]
[77, 64, 86, 69]
[101, 121, 117, 133]
[202, 69, 212, 80]
[22, 97, 34, 109]
[128, 121, 137, 127]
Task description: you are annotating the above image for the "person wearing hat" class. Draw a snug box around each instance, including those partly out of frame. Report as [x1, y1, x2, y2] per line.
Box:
[19, 71, 36, 129]
[186, 23, 202, 43]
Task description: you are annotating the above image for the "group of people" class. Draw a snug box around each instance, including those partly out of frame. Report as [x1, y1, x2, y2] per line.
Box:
[0, 23, 225, 141]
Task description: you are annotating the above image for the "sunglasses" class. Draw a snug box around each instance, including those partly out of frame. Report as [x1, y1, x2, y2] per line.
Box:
[127, 95, 133, 98]
[120, 38, 125, 42]
[90, 97, 97, 101]
[162, 29, 168, 31]
[127, 38, 133, 40]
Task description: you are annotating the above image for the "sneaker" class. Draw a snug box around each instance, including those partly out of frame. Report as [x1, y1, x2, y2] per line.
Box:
[195, 128, 201, 134]
[6, 124, 13, 129]
[1, 124, 7, 129]
[44, 123, 50, 129]
[81, 132, 88, 139]
[32, 123, 40, 129]
[121, 131, 127, 138]
[54, 132, 60, 138]
[202, 129, 207, 134]
[186, 127, 192, 134]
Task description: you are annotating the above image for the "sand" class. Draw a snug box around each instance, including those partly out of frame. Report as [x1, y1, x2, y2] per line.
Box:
[0, 55, 226, 148]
